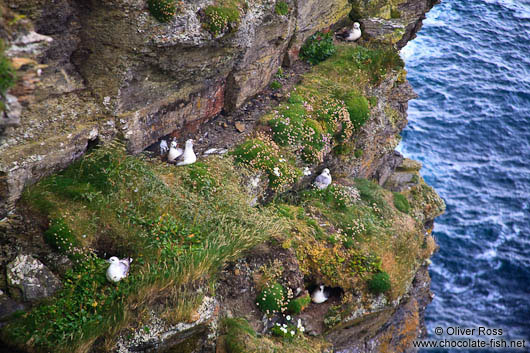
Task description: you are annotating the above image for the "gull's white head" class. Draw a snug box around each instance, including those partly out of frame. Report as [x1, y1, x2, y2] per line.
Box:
[108, 256, 119, 264]
[323, 168, 330, 176]
[320, 285, 324, 291]
[353, 22, 360, 30]
[170, 140, 177, 148]
[185, 139, 194, 147]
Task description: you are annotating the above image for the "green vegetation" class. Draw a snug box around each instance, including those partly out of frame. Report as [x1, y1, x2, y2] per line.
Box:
[368, 271, 391, 294]
[390, 7, 401, 19]
[275, 66, 285, 79]
[275, 1, 289, 16]
[0, 40, 15, 99]
[223, 318, 257, 353]
[233, 44, 405, 184]
[3, 143, 285, 352]
[342, 93, 370, 130]
[256, 282, 287, 315]
[270, 175, 433, 300]
[324, 305, 342, 328]
[44, 218, 84, 261]
[286, 294, 310, 314]
[231, 135, 300, 190]
[350, 45, 404, 83]
[271, 323, 298, 338]
[393, 192, 410, 214]
[221, 317, 326, 352]
[147, 0, 177, 23]
[204, 4, 240, 36]
[299, 31, 336, 65]
[270, 80, 282, 90]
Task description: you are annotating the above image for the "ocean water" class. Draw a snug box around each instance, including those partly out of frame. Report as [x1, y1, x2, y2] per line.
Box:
[399, 0, 530, 352]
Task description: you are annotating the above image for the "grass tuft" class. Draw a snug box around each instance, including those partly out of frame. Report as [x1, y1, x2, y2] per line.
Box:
[275, 1, 289, 16]
[393, 192, 410, 214]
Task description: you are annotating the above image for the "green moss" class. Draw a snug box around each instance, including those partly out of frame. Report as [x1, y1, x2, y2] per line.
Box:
[287, 294, 311, 314]
[275, 1, 289, 15]
[204, 5, 240, 36]
[368, 271, 391, 294]
[342, 92, 370, 130]
[354, 148, 363, 158]
[147, 0, 177, 23]
[256, 282, 287, 315]
[270, 80, 282, 90]
[299, 31, 336, 65]
[393, 192, 410, 213]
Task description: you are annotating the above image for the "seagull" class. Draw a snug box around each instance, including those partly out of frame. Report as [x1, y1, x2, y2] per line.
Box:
[177, 139, 197, 166]
[160, 139, 169, 155]
[313, 168, 332, 190]
[106, 257, 132, 282]
[167, 140, 183, 163]
[337, 22, 362, 42]
[311, 285, 329, 304]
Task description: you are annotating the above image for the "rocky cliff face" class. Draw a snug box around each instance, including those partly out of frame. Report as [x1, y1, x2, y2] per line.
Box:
[0, 0, 442, 352]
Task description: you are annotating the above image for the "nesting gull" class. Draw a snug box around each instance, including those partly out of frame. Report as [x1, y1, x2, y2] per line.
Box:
[177, 139, 197, 166]
[106, 256, 132, 283]
[311, 285, 329, 304]
[167, 140, 183, 163]
[159, 139, 169, 155]
[337, 22, 362, 42]
[313, 168, 332, 190]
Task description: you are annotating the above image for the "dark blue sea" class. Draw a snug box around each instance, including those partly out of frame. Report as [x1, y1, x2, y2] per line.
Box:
[399, 0, 530, 352]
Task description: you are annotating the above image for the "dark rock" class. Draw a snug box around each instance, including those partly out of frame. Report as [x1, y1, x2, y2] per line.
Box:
[6, 254, 62, 302]
[0, 291, 26, 321]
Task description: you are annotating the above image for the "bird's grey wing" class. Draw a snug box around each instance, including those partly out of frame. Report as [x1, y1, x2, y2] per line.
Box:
[118, 260, 130, 275]
[314, 174, 326, 183]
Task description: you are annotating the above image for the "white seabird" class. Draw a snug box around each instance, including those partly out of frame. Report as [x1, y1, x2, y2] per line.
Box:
[177, 139, 197, 166]
[311, 285, 329, 304]
[313, 168, 332, 190]
[167, 140, 183, 163]
[106, 256, 132, 283]
[337, 22, 362, 42]
[160, 139, 169, 155]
